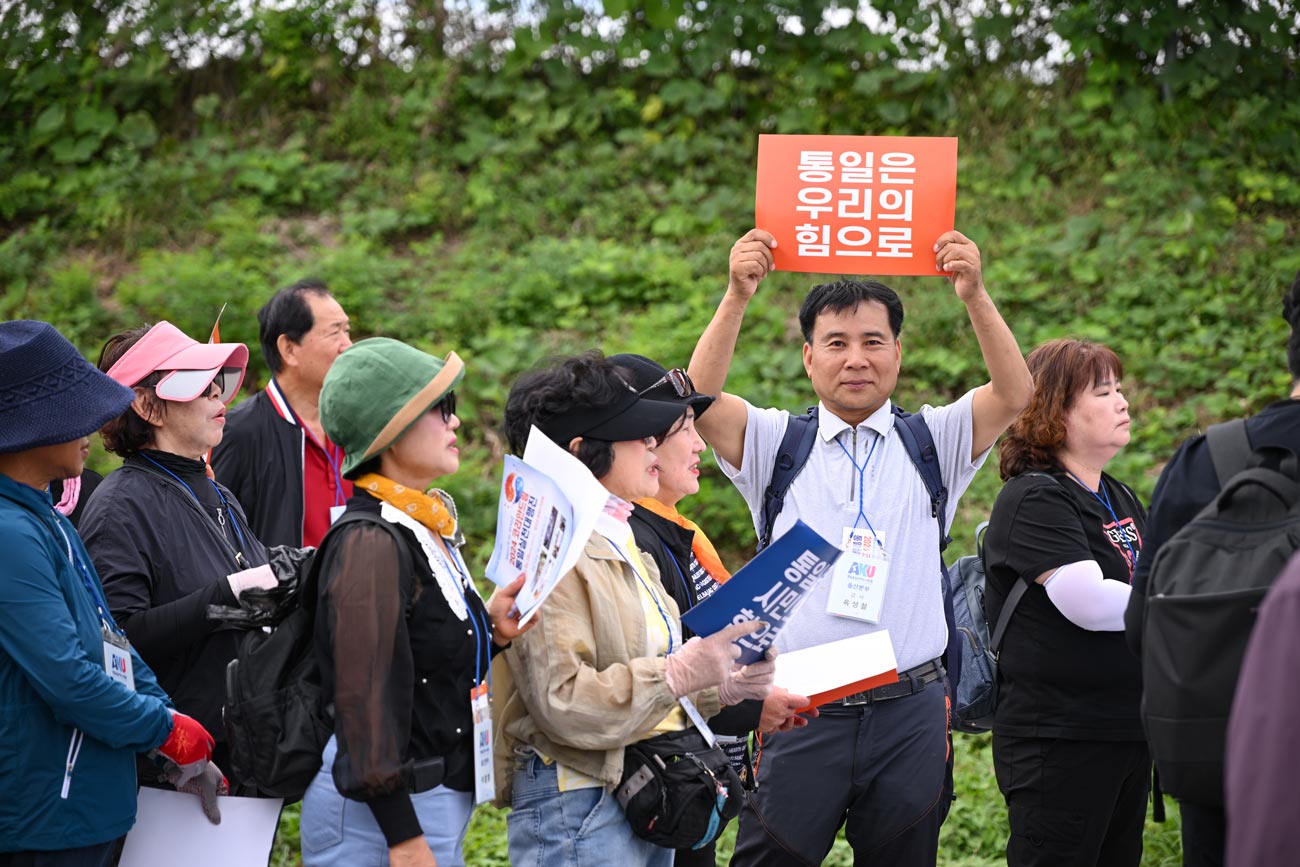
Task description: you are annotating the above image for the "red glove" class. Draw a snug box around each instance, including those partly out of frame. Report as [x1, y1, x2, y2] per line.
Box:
[157, 711, 215, 767]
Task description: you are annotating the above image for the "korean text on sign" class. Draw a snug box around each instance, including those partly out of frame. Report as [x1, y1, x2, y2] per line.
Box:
[755, 134, 958, 276]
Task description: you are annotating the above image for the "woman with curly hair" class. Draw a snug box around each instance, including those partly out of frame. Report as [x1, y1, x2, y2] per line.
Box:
[982, 337, 1148, 867]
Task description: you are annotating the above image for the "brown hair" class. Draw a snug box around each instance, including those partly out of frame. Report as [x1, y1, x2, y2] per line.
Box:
[998, 338, 1124, 481]
[97, 325, 165, 456]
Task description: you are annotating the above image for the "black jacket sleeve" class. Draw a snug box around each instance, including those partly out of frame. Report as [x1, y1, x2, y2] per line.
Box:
[319, 523, 422, 847]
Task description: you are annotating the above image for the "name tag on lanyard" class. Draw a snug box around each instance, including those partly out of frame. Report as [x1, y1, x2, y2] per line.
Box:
[470, 682, 494, 804]
[826, 528, 890, 623]
[102, 625, 135, 692]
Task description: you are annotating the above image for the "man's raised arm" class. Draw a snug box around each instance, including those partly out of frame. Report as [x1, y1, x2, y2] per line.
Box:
[933, 230, 1033, 459]
[688, 229, 777, 471]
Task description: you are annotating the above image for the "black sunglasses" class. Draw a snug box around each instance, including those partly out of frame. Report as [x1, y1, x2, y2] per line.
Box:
[434, 391, 457, 423]
[638, 368, 694, 399]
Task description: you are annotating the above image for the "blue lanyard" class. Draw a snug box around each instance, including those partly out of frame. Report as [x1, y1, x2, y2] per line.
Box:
[1066, 471, 1139, 577]
[834, 429, 881, 543]
[50, 511, 125, 636]
[140, 453, 250, 561]
[438, 542, 492, 691]
[273, 378, 348, 507]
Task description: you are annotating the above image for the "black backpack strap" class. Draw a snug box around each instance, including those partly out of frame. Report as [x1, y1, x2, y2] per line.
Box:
[892, 406, 951, 552]
[1205, 419, 1252, 488]
[757, 406, 819, 551]
[313, 511, 417, 603]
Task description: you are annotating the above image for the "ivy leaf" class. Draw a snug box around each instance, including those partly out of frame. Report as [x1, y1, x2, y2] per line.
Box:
[73, 105, 117, 138]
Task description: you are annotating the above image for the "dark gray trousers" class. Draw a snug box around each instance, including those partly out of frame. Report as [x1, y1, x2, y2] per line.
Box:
[730, 678, 948, 867]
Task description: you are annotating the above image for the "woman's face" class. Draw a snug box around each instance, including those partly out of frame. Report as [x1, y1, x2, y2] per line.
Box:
[650, 409, 704, 506]
[382, 402, 461, 488]
[598, 436, 661, 502]
[1063, 370, 1131, 460]
[142, 375, 228, 459]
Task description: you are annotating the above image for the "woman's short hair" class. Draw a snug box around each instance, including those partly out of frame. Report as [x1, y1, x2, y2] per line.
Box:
[503, 352, 630, 479]
[998, 338, 1123, 481]
[97, 325, 164, 457]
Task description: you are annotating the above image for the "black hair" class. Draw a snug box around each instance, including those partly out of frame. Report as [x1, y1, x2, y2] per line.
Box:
[96, 324, 165, 456]
[798, 279, 905, 343]
[258, 278, 332, 374]
[1284, 269, 1300, 382]
[347, 455, 381, 482]
[503, 352, 629, 479]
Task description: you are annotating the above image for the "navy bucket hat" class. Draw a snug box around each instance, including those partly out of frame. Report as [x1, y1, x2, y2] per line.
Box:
[0, 320, 136, 454]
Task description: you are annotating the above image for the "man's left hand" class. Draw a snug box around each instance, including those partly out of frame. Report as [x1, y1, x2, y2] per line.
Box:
[934, 230, 985, 302]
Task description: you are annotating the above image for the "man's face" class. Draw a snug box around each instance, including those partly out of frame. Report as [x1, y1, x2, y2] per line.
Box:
[287, 293, 351, 390]
[802, 301, 901, 425]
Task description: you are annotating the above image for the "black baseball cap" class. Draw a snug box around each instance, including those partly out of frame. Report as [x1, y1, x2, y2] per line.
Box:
[609, 353, 715, 418]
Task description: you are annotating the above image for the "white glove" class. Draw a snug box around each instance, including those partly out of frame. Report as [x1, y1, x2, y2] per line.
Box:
[664, 620, 764, 698]
[226, 564, 277, 599]
[719, 646, 777, 705]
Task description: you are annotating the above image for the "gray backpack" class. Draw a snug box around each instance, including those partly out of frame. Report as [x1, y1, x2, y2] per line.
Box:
[1140, 420, 1300, 806]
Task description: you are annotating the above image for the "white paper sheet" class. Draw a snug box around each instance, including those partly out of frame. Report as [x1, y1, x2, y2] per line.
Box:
[119, 788, 283, 867]
[773, 629, 898, 698]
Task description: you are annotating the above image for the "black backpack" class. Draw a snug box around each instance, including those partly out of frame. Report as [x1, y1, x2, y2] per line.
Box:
[1141, 420, 1300, 806]
[759, 404, 965, 703]
[223, 511, 409, 801]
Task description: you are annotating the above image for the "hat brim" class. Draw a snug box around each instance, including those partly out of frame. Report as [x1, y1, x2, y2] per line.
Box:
[0, 364, 135, 454]
[574, 393, 688, 443]
[356, 351, 466, 466]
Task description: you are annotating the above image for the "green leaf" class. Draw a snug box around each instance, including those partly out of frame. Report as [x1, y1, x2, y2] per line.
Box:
[117, 112, 158, 149]
[73, 105, 117, 137]
[194, 94, 221, 119]
[33, 105, 65, 137]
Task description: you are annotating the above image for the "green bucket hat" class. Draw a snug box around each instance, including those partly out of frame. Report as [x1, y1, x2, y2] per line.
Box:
[320, 337, 465, 477]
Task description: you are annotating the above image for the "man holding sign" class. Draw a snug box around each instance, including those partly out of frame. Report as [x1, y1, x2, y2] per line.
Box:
[689, 226, 1031, 866]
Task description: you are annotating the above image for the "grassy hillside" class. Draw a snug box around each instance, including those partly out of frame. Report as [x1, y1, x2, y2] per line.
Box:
[4, 2, 1296, 863]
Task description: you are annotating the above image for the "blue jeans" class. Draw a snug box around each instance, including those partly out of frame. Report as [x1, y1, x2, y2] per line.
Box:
[506, 753, 674, 867]
[300, 736, 474, 867]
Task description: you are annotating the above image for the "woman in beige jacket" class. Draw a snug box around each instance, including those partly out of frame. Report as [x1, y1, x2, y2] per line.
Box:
[494, 352, 774, 867]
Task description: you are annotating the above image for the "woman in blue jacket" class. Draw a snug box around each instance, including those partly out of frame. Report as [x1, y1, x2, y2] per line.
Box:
[0, 321, 219, 867]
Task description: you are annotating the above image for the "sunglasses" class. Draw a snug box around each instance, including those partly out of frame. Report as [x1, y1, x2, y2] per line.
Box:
[638, 368, 694, 399]
[434, 391, 457, 423]
[154, 365, 243, 404]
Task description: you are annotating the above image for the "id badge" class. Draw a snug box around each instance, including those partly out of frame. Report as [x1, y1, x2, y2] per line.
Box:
[470, 683, 494, 805]
[102, 626, 135, 692]
[826, 528, 890, 623]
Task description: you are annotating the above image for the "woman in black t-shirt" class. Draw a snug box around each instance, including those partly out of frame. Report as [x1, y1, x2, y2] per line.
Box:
[983, 338, 1148, 867]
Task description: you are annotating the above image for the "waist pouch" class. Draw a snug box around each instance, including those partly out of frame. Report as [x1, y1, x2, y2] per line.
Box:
[615, 727, 744, 850]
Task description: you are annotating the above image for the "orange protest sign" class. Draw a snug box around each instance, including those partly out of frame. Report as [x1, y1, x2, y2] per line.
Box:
[756, 134, 958, 275]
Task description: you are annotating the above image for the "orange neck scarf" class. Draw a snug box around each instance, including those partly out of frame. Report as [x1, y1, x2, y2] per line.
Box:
[635, 497, 731, 584]
[355, 473, 458, 539]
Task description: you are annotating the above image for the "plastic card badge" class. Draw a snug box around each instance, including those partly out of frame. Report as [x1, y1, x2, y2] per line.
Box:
[102, 626, 135, 692]
[825, 528, 889, 623]
[471, 683, 494, 805]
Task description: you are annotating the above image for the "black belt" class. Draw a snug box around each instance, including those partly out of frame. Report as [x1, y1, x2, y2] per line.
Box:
[830, 658, 945, 707]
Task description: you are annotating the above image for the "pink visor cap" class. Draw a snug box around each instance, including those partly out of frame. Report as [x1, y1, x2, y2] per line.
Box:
[106, 321, 249, 404]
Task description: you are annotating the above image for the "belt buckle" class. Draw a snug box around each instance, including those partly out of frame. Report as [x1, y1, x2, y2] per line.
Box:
[840, 690, 873, 707]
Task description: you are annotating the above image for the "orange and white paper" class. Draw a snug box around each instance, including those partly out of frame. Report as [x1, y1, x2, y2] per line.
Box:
[756, 134, 958, 275]
[773, 629, 899, 712]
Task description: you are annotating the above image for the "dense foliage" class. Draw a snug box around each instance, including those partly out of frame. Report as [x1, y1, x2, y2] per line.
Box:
[4, 1, 1296, 863]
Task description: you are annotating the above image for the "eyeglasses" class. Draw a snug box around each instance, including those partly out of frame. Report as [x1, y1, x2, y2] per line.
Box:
[638, 368, 694, 399]
[434, 391, 457, 423]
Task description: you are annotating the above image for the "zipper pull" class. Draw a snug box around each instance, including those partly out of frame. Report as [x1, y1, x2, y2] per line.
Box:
[216, 507, 227, 527]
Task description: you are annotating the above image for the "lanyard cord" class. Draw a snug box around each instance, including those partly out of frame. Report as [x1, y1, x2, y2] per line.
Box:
[435, 541, 491, 691]
[834, 429, 882, 544]
[139, 452, 250, 561]
[606, 533, 678, 655]
[1065, 471, 1139, 577]
[50, 512, 124, 636]
[272, 378, 348, 507]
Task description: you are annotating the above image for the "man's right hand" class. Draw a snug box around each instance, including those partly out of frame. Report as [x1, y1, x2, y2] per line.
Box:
[728, 229, 777, 301]
[390, 836, 438, 866]
[757, 686, 818, 734]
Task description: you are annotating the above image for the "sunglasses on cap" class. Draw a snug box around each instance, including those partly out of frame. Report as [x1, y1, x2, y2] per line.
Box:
[154, 366, 243, 404]
[434, 391, 456, 423]
[638, 368, 694, 399]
